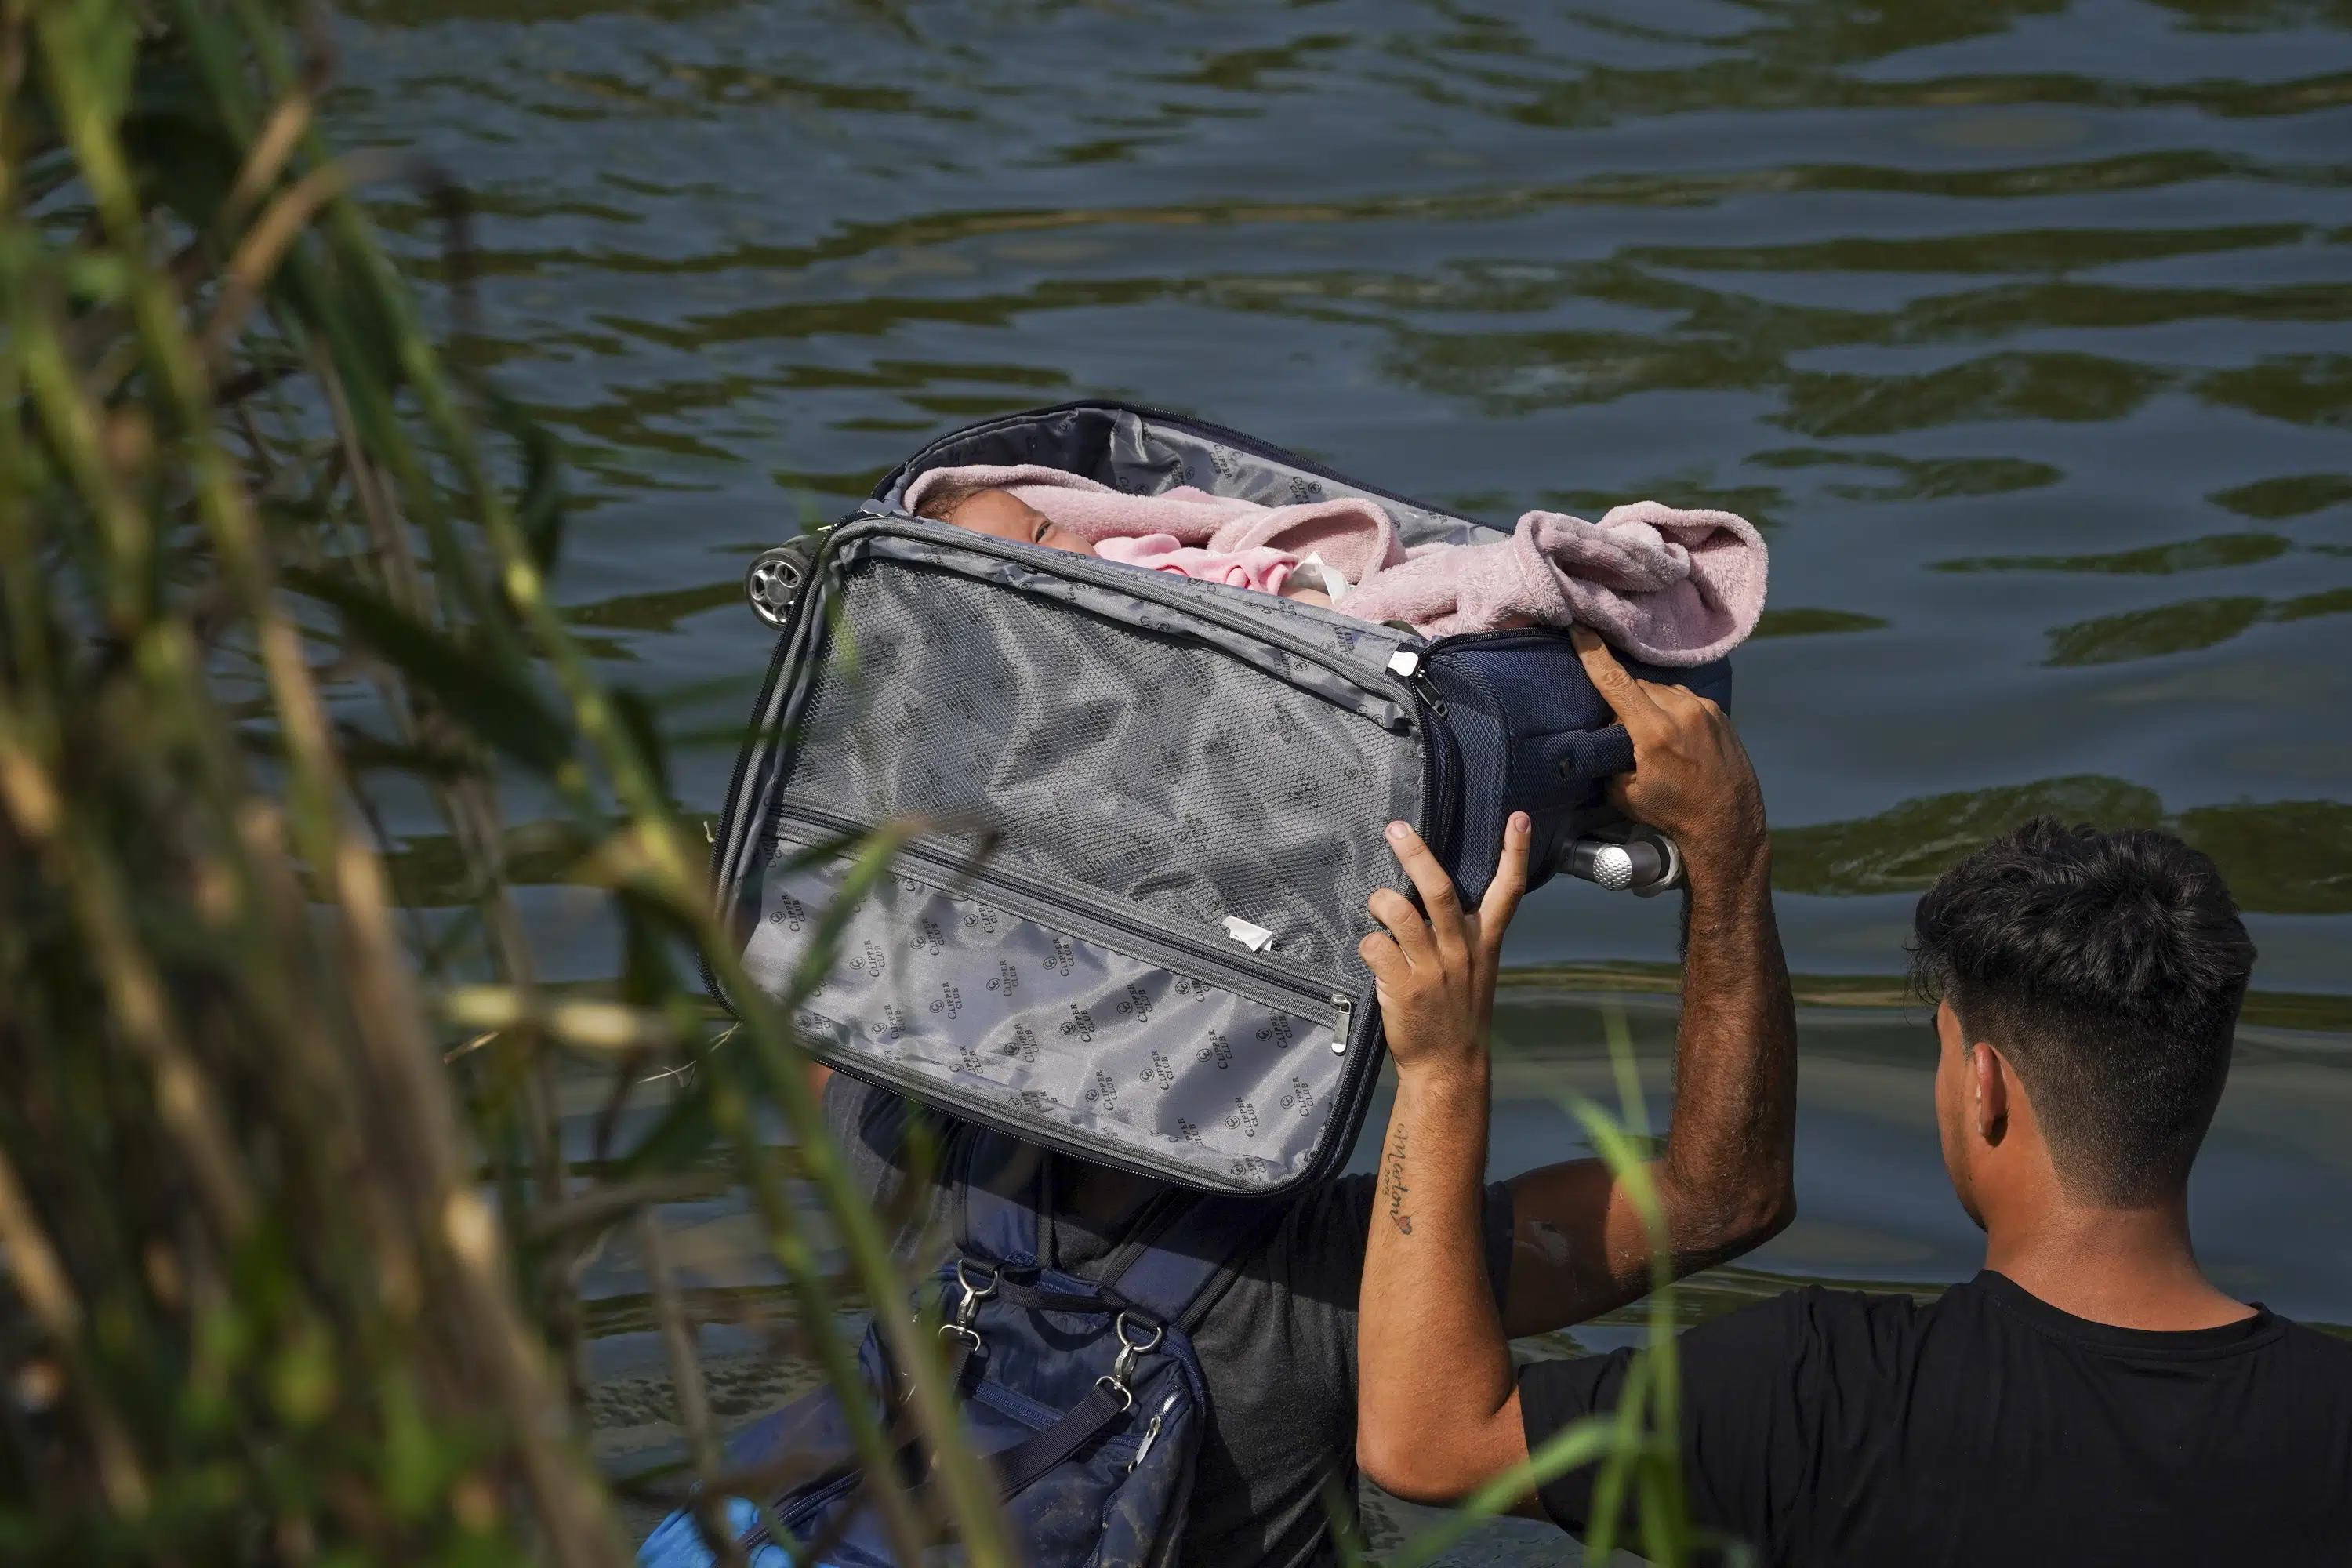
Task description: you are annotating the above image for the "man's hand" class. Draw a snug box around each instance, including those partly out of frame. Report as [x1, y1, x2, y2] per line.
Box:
[1570, 626, 1766, 885]
[1359, 814, 1532, 1087]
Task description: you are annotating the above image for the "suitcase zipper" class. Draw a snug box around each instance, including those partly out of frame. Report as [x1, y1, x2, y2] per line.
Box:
[1383, 647, 1462, 877]
[702, 516, 862, 1012]
[768, 804, 1352, 1034]
[884, 399, 1475, 531]
[701, 625, 800, 1013]
[761, 803, 1379, 1191]
[840, 514, 1425, 725]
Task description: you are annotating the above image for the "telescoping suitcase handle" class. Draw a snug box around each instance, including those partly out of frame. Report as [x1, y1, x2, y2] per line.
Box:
[1562, 821, 1681, 895]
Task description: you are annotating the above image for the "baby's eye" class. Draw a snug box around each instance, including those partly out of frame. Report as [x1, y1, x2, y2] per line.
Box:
[1033, 520, 1051, 542]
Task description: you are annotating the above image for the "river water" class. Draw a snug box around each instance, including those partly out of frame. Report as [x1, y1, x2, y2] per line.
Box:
[333, 0, 2351, 1555]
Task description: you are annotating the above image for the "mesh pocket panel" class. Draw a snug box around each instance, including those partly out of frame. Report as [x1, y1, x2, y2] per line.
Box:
[777, 561, 1405, 974]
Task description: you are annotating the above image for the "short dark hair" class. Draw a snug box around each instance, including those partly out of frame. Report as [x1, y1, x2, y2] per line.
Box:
[911, 476, 998, 522]
[1910, 818, 2256, 1205]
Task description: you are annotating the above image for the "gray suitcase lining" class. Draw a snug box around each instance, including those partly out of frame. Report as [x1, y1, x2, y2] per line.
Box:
[873, 403, 1496, 552]
[726, 519, 1435, 1192]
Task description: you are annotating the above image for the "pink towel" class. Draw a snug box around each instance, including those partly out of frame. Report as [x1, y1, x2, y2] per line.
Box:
[902, 464, 1766, 666]
[906, 463, 1406, 585]
[1094, 533, 1305, 596]
[1343, 504, 1766, 663]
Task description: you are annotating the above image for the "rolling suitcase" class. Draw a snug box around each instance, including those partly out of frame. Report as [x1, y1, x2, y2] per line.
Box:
[706, 401, 1728, 1194]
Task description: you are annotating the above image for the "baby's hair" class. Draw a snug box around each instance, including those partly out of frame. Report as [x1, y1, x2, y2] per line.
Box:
[912, 475, 1000, 522]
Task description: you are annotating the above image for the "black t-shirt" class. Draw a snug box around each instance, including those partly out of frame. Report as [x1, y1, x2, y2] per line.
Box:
[1519, 1271, 2352, 1566]
[825, 1075, 1515, 1568]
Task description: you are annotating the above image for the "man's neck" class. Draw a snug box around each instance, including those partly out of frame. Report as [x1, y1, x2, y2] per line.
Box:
[1982, 1196, 2253, 1331]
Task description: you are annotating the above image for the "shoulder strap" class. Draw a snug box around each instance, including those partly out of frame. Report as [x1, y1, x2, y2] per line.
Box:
[952, 1127, 1047, 1269]
[1098, 1193, 1285, 1331]
[1086, 1189, 1189, 1291]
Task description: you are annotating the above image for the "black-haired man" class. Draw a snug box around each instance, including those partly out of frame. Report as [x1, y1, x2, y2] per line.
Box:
[1357, 808, 2352, 1565]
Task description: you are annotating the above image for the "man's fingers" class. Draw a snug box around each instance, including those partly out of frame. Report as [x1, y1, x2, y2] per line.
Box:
[1358, 929, 1411, 990]
[1570, 626, 1668, 741]
[1640, 677, 1703, 717]
[1383, 821, 1472, 969]
[1367, 886, 1437, 968]
[1477, 811, 1532, 954]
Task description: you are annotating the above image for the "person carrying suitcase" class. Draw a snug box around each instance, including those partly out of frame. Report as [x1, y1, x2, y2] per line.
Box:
[657, 626, 1794, 1567]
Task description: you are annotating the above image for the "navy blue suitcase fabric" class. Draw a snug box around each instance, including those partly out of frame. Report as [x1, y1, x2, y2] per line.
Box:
[1416, 627, 1730, 904]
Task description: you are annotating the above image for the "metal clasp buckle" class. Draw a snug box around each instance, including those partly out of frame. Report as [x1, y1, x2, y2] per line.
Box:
[1093, 1311, 1164, 1413]
[940, 1258, 999, 1352]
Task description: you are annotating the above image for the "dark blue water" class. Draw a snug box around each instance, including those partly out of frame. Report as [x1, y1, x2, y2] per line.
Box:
[333, 0, 2352, 1548]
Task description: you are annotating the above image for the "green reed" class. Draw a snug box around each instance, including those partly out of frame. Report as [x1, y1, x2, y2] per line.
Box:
[0, 1, 1005, 1561]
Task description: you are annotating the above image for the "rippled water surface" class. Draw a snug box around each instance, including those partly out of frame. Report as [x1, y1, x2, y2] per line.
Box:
[334, 0, 2351, 1548]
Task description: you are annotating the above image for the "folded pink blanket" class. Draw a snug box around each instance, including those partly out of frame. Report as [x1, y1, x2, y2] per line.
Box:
[902, 464, 1766, 666]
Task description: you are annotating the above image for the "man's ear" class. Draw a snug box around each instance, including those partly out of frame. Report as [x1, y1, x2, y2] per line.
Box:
[1972, 1041, 2011, 1147]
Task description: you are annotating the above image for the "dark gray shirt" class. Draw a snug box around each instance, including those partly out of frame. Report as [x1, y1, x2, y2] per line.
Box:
[825, 1073, 1515, 1568]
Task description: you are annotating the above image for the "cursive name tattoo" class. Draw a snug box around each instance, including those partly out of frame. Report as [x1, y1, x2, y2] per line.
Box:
[1385, 1127, 1411, 1236]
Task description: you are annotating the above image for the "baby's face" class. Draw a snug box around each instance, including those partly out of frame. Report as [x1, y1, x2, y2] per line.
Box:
[944, 488, 1096, 556]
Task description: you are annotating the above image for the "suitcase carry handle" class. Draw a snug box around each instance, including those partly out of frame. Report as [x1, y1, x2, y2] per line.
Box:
[1534, 724, 1686, 897]
[1540, 724, 1635, 783]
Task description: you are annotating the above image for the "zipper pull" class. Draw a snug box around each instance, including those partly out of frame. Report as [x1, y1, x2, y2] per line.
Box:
[1128, 1392, 1180, 1472]
[1128, 1413, 1163, 1473]
[1385, 647, 1446, 715]
[1330, 993, 1353, 1054]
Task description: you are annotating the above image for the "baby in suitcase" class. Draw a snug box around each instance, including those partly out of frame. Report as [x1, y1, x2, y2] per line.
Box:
[908, 463, 1766, 663]
[915, 477, 1341, 607]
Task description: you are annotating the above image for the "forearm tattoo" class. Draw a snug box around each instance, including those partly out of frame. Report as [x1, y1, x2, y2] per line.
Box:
[1385, 1126, 1412, 1235]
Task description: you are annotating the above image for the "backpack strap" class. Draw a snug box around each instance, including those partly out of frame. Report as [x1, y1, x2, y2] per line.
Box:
[1087, 1187, 1190, 1287]
[1097, 1192, 1285, 1332]
[952, 1127, 1047, 1269]
[990, 1381, 1134, 1500]
[954, 1129, 1283, 1330]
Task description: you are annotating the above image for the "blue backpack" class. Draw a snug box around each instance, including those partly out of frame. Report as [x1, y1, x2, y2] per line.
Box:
[638, 1128, 1279, 1567]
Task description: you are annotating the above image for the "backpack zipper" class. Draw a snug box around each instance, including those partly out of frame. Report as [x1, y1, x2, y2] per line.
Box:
[1127, 1390, 1180, 1472]
[736, 1463, 858, 1552]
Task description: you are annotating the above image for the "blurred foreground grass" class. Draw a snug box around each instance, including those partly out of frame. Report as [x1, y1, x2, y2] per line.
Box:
[0, 2, 1011, 1558]
[0, 4, 1701, 1563]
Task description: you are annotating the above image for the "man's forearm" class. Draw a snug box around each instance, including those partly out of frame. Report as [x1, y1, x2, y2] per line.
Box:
[1501, 840, 1797, 1334]
[1358, 1065, 1530, 1501]
[1662, 834, 1798, 1260]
